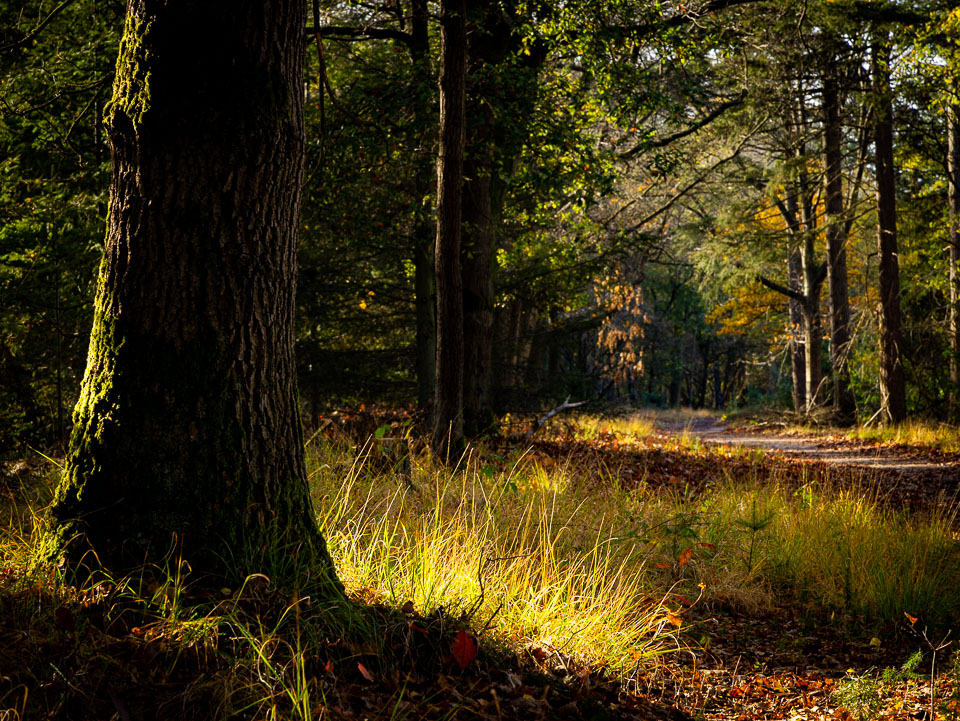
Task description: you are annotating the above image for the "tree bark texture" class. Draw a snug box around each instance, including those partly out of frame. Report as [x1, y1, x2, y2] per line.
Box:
[948, 98, 960, 416]
[871, 37, 907, 424]
[432, 0, 467, 457]
[821, 49, 857, 424]
[47, 0, 340, 587]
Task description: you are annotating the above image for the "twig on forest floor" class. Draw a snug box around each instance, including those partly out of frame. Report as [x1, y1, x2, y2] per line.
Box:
[524, 396, 587, 439]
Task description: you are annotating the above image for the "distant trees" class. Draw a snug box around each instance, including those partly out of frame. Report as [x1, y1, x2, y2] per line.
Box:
[0, 0, 121, 452]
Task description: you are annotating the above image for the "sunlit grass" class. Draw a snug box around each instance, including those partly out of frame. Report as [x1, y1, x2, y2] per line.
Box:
[311, 443, 676, 674]
[688, 477, 960, 628]
[847, 420, 960, 454]
[773, 417, 960, 454]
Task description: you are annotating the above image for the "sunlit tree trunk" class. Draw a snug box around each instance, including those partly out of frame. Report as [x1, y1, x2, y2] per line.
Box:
[872, 35, 906, 424]
[47, 0, 340, 588]
[789, 171, 824, 413]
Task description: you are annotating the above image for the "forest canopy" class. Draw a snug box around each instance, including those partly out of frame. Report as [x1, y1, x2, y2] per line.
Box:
[2, 0, 959, 458]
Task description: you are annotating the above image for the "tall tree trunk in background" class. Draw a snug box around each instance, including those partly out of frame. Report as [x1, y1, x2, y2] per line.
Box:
[460, 0, 509, 437]
[788, 248, 806, 413]
[791, 171, 824, 412]
[460, 119, 499, 435]
[871, 36, 907, 424]
[460, 0, 547, 435]
[948, 96, 960, 417]
[799, 219, 823, 411]
[47, 0, 340, 589]
[821, 48, 857, 424]
[432, 0, 467, 456]
[410, 0, 437, 413]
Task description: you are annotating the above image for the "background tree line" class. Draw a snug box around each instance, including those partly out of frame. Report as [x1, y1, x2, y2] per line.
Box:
[2, 0, 960, 459]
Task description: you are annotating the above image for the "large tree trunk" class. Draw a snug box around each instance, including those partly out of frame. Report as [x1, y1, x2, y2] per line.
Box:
[431, 0, 467, 456]
[872, 36, 907, 424]
[47, 0, 340, 588]
[948, 97, 960, 417]
[821, 49, 857, 424]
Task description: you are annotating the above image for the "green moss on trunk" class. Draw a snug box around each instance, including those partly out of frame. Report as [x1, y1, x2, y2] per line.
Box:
[45, 0, 341, 595]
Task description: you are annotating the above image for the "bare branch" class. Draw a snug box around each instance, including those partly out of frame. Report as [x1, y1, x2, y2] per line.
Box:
[524, 396, 588, 439]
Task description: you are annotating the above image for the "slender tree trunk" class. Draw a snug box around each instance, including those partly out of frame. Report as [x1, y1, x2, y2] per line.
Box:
[788, 248, 806, 412]
[459, 1, 547, 435]
[821, 49, 857, 424]
[460, 0, 508, 437]
[432, 0, 467, 456]
[948, 96, 960, 417]
[872, 36, 907, 423]
[47, 0, 340, 588]
[798, 180, 823, 411]
[410, 0, 437, 413]
[461, 135, 499, 435]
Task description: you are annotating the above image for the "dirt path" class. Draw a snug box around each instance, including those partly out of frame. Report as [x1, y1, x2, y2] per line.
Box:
[655, 416, 960, 481]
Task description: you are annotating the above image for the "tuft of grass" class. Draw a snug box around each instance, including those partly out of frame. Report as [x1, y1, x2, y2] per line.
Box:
[312, 444, 677, 675]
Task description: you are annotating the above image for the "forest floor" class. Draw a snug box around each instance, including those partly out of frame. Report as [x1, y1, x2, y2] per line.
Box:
[663, 414, 960, 480]
[3, 411, 960, 720]
[633, 415, 960, 720]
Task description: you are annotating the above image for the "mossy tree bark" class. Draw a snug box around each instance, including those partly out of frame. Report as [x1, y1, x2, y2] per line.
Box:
[47, 0, 340, 589]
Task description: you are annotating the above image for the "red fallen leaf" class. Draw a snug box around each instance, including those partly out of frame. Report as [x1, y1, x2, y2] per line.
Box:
[324, 660, 334, 673]
[655, 562, 672, 570]
[698, 542, 716, 550]
[357, 662, 375, 681]
[677, 547, 693, 567]
[673, 593, 693, 606]
[451, 630, 477, 670]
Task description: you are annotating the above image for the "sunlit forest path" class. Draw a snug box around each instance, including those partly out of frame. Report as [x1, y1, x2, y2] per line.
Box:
[656, 415, 960, 480]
